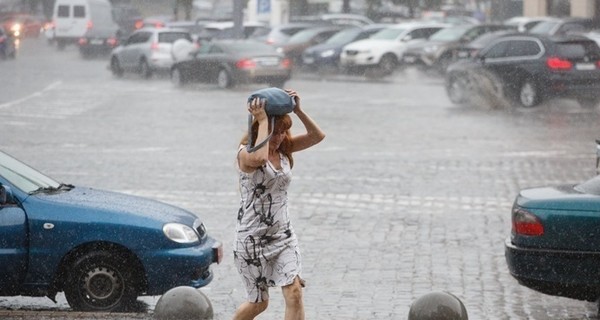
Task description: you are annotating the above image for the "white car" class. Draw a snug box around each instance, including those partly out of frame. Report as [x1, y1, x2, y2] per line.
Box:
[339, 21, 447, 76]
[109, 27, 193, 78]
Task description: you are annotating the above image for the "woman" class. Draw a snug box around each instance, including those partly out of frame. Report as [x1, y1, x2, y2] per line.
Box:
[233, 89, 325, 320]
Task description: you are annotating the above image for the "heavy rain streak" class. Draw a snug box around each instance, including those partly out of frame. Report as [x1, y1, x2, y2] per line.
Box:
[2, 0, 600, 319]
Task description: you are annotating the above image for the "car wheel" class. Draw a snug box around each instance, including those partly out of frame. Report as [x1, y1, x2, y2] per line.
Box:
[435, 54, 452, 74]
[577, 97, 600, 109]
[518, 80, 539, 108]
[171, 67, 188, 87]
[445, 74, 468, 104]
[378, 54, 397, 76]
[110, 57, 124, 78]
[139, 59, 152, 79]
[64, 251, 138, 312]
[217, 69, 233, 89]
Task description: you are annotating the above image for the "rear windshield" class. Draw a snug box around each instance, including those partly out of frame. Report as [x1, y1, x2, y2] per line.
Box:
[57, 5, 69, 17]
[221, 41, 276, 54]
[158, 32, 192, 43]
[555, 41, 600, 59]
[529, 21, 559, 34]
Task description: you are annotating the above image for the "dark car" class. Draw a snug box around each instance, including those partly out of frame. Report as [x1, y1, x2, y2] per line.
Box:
[444, 33, 600, 108]
[277, 25, 347, 66]
[451, 30, 516, 62]
[170, 39, 292, 89]
[78, 24, 120, 58]
[505, 170, 600, 304]
[0, 149, 222, 312]
[529, 17, 600, 36]
[402, 23, 515, 73]
[111, 3, 144, 37]
[301, 24, 387, 71]
[0, 26, 17, 59]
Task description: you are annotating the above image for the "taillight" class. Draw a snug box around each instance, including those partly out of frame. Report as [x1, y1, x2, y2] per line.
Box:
[150, 42, 159, 51]
[78, 37, 87, 45]
[134, 20, 143, 29]
[512, 207, 544, 236]
[107, 37, 118, 47]
[0, 36, 5, 43]
[547, 57, 572, 70]
[236, 58, 256, 69]
[597, 60, 600, 68]
[281, 58, 292, 68]
[86, 20, 93, 30]
[154, 22, 164, 28]
[266, 38, 274, 45]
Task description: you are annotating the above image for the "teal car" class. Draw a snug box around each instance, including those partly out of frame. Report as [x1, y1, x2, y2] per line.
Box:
[0, 150, 223, 312]
[505, 174, 600, 303]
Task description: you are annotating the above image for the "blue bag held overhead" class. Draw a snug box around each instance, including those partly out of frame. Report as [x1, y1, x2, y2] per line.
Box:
[246, 87, 295, 153]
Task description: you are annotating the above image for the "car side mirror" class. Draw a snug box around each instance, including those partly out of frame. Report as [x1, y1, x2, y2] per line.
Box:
[0, 184, 12, 205]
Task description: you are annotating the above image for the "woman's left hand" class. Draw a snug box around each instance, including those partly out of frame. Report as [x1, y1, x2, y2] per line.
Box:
[285, 89, 301, 113]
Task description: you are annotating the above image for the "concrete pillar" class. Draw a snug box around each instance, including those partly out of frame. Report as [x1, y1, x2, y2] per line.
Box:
[523, 0, 547, 16]
[570, 0, 596, 18]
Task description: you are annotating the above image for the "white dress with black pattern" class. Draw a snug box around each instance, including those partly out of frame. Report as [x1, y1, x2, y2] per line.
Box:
[234, 146, 302, 303]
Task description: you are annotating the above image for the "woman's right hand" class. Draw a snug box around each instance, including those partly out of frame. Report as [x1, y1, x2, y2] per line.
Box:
[248, 98, 267, 121]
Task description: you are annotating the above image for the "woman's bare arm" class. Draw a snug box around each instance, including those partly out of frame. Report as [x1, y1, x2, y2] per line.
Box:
[238, 98, 270, 172]
[286, 90, 326, 152]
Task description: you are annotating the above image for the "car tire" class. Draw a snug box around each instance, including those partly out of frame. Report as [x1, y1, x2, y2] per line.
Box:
[577, 97, 600, 109]
[110, 57, 124, 78]
[518, 80, 540, 108]
[139, 59, 152, 79]
[435, 54, 452, 74]
[171, 67, 187, 87]
[217, 68, 233, 89]
[64, 251, 138, 312]
[445, 73, 468, 104]
[378, 54, 397, 76]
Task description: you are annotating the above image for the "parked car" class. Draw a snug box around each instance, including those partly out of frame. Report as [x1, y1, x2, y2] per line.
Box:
[277, 25, 348, 66]
[505, 170, 600, 304]
[166, 19, 214, 38]
[444, 33, 600, 108]
[292, 13, 374, 27]
[111, 3, 144, 37]
[584, 30, 600, 47]
[0, 13, 44, 38]
[403, 23, 515, 73]
[339, 22, 447, 77]
[109, 27, 193, 78]
[0, 26, 17, 59]
[197, 21, 268, 41]
[529, 17, 600, 37]
[249, 22, 314, 46]
[503, 16, 554, 33]
[301, 24, 388, 71]
[0, 149, 222, 312]
[450, 29, 515, 62]
[170, 39, 291, 89]
[78, 23, 119, 57]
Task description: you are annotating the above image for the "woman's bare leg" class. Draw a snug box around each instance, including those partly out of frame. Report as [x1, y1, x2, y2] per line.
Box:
[232, 300, 268, 320]
[282, 277, 305, 320]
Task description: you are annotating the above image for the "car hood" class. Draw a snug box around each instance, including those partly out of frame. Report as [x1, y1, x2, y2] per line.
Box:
[30, 186, 198, 224]
[517, 185, 600, 211]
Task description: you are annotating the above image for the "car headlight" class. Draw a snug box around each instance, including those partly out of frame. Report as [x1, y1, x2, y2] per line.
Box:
[163, 223, 199, 243]
[320, 49, 335, 58]
[276, 47, 283, 54]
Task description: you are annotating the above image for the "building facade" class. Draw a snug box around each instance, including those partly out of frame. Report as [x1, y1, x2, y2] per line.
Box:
[524, 0, 599, 17]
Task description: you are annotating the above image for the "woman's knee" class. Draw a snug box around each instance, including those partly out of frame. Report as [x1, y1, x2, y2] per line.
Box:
[282, 280, 303, 304]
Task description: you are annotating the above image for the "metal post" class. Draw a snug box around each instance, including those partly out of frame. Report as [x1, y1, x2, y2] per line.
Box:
[233, 0, 244, 39]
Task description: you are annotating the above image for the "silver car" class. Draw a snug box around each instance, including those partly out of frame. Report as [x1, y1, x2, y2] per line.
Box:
[109, 27, 193, 78]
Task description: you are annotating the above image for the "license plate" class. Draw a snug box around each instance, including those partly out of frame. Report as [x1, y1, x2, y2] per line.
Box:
[576, 63, 595, 70]
[90, 39, 103, 45]
[257, 58, 278, 66]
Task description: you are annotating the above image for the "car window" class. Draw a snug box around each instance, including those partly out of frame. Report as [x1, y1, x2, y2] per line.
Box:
[0, 151, 60, 194]
[555, 41, 600, 59]
[482, 40, 510, 58]
[529, 21, 560, 34]
[371, 28, 406, 40]
[57, 5, 69, 17]
[325, 28, 361, 44]
[73, 5, 85, 18]
[557, 23, 586, 35]
[506, 40, 541, 57]
[429, 26, 469, 42]
[158, 32, 192, 43]
[410, 27, 443, 40]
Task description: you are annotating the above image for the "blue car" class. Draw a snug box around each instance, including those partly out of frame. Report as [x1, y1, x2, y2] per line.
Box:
[505, 173, 600, 303]
[0, 150, 222, 311]
[301, 24, 387, 71]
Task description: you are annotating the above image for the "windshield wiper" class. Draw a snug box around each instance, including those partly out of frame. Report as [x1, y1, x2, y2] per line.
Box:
[30, 183, 74, 195]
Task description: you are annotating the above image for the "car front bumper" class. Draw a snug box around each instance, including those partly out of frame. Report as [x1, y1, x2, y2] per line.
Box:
[505, 237, 600, 301]
[142, 237, 222, 295]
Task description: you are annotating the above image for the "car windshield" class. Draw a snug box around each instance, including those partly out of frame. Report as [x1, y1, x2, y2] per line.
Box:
[325, 28, 361, 44]
[0, 150, 61, 193]
[529, 21, 560, 34]
[222, 41, 276, 54]
[370, 27, 406, 40]
[574, 175, 600, 195]
[429, 26, 470, 41]
[158, 32, 192, 43]
[287, 29, 320, 44]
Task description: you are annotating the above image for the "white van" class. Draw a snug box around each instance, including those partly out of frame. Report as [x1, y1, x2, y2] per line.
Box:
[52, 0, 114, 48]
